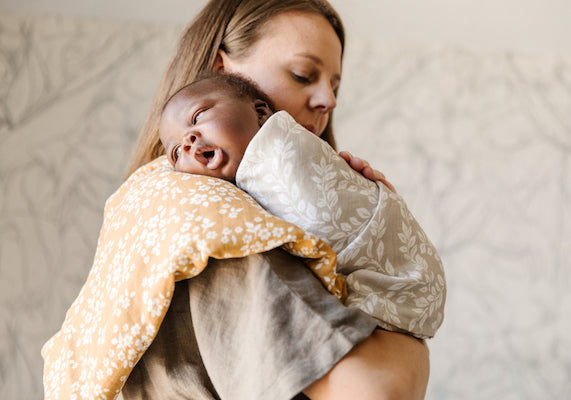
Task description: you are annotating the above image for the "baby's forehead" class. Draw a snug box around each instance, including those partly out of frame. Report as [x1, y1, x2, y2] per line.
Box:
[177, 79, 238, 103]
[163, 81, 231, 121]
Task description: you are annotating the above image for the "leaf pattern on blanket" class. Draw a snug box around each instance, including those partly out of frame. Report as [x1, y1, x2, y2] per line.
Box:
[236, 111, 446, 339]
[41, 156, 345, 400]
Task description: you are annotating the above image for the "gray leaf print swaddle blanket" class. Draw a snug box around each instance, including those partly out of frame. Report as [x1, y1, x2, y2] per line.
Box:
[236, 111, 446, 338]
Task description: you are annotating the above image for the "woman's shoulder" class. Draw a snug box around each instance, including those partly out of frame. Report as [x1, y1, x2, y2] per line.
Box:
[127, 155, 173, 183]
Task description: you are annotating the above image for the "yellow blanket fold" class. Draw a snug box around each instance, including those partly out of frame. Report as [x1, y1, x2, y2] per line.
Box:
[42, 156, 346, 400]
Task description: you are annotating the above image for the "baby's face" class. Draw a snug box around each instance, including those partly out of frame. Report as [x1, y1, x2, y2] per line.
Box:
[159, 80, 269, 182]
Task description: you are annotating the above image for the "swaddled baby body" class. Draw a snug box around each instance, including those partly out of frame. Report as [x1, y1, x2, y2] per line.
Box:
[160, 73, 446, 339]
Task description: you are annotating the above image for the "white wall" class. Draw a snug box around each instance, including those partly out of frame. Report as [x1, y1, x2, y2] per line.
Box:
[2, 0, 571, 55]
[335, 0, 571, 56]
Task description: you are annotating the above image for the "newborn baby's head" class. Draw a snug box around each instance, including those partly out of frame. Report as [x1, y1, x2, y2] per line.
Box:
[159, 73, 274, 182]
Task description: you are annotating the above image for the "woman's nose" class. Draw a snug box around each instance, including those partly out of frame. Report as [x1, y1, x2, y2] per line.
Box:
[308, 81, 337, 112]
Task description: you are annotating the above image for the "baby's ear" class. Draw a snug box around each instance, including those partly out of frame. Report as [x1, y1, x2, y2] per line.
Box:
[254, 100, 273, 126]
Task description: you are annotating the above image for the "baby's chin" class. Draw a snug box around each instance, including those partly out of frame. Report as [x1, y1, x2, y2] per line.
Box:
[173, 165, 236, 183]
[202, 158, 239, 183]
[222, 164, 240, 184]
[200, 169, 237, 183]
[202, 150, 240, 183]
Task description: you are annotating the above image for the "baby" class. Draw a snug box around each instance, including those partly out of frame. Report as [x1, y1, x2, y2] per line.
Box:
[159, 73, 445, 339]
[159, 73, 274, 182]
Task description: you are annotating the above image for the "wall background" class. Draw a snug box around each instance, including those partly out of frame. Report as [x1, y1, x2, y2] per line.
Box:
[1, 1, 570, 399]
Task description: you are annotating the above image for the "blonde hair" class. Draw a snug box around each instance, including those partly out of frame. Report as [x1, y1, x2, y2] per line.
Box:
[126, 0, 345, 177]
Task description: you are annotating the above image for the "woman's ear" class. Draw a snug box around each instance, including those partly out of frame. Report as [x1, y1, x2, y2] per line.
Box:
[213, 49, 230, 72]
[254, 100, 273, 126]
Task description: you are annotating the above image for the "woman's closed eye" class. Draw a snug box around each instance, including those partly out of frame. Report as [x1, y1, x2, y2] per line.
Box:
[291, 70, 340, 93]
[291, 72, 313, 84]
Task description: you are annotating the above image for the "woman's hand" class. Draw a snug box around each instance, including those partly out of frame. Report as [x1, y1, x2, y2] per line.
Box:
[339, 151, 396, 193]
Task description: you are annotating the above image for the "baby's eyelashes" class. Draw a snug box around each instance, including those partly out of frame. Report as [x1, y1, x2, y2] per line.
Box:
[194, 110, 205, 123]
[191, 107, 208, 124]
[170, 144, 182, 164]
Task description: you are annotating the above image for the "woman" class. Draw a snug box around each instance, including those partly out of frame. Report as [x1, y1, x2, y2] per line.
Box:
[123, 0, 432, 399]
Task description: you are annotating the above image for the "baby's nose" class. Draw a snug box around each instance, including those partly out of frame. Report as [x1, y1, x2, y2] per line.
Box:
[184, 131, 200, 144]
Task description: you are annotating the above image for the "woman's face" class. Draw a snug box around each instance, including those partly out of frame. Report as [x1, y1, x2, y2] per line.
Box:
[218, 12, 342, 137]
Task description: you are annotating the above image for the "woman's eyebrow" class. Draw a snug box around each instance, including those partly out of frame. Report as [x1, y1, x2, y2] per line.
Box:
[295, 52, 323, 64]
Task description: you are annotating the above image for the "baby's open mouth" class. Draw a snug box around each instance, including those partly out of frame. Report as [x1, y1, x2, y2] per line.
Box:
[203, 150, 215, 159]
[195, 147, 224, 170]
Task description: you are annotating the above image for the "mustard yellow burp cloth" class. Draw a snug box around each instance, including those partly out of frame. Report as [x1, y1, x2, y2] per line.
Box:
[42, 156, 345, 400]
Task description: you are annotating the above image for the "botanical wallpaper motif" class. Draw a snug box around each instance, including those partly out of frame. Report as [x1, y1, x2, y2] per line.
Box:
[1, 13, 569, 400]
[0, 13, 180, 399]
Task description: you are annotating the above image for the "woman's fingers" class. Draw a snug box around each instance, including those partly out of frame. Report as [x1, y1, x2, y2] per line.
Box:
[338, 150, 352, 163]
[339, 151, 369, 172]
[365, 167, 396, 193]
[362, 166, 384, 181]
[339, 151, 396, 193]
[350, 157, 369, 171]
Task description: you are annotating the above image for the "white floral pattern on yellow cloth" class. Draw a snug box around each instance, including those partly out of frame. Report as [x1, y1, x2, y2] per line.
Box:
[41, 156, 346, 400]
[237, 111, 446, 339]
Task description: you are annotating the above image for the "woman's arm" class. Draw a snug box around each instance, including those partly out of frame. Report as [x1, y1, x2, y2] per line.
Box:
[304, 330, 430, 400]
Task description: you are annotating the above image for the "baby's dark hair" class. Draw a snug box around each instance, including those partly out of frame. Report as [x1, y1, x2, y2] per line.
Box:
[162, 72, 275, 113]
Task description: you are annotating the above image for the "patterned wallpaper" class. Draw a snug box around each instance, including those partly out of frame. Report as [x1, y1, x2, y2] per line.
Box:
[0, 13, 569, 399]
[0, 14, 180, 399]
